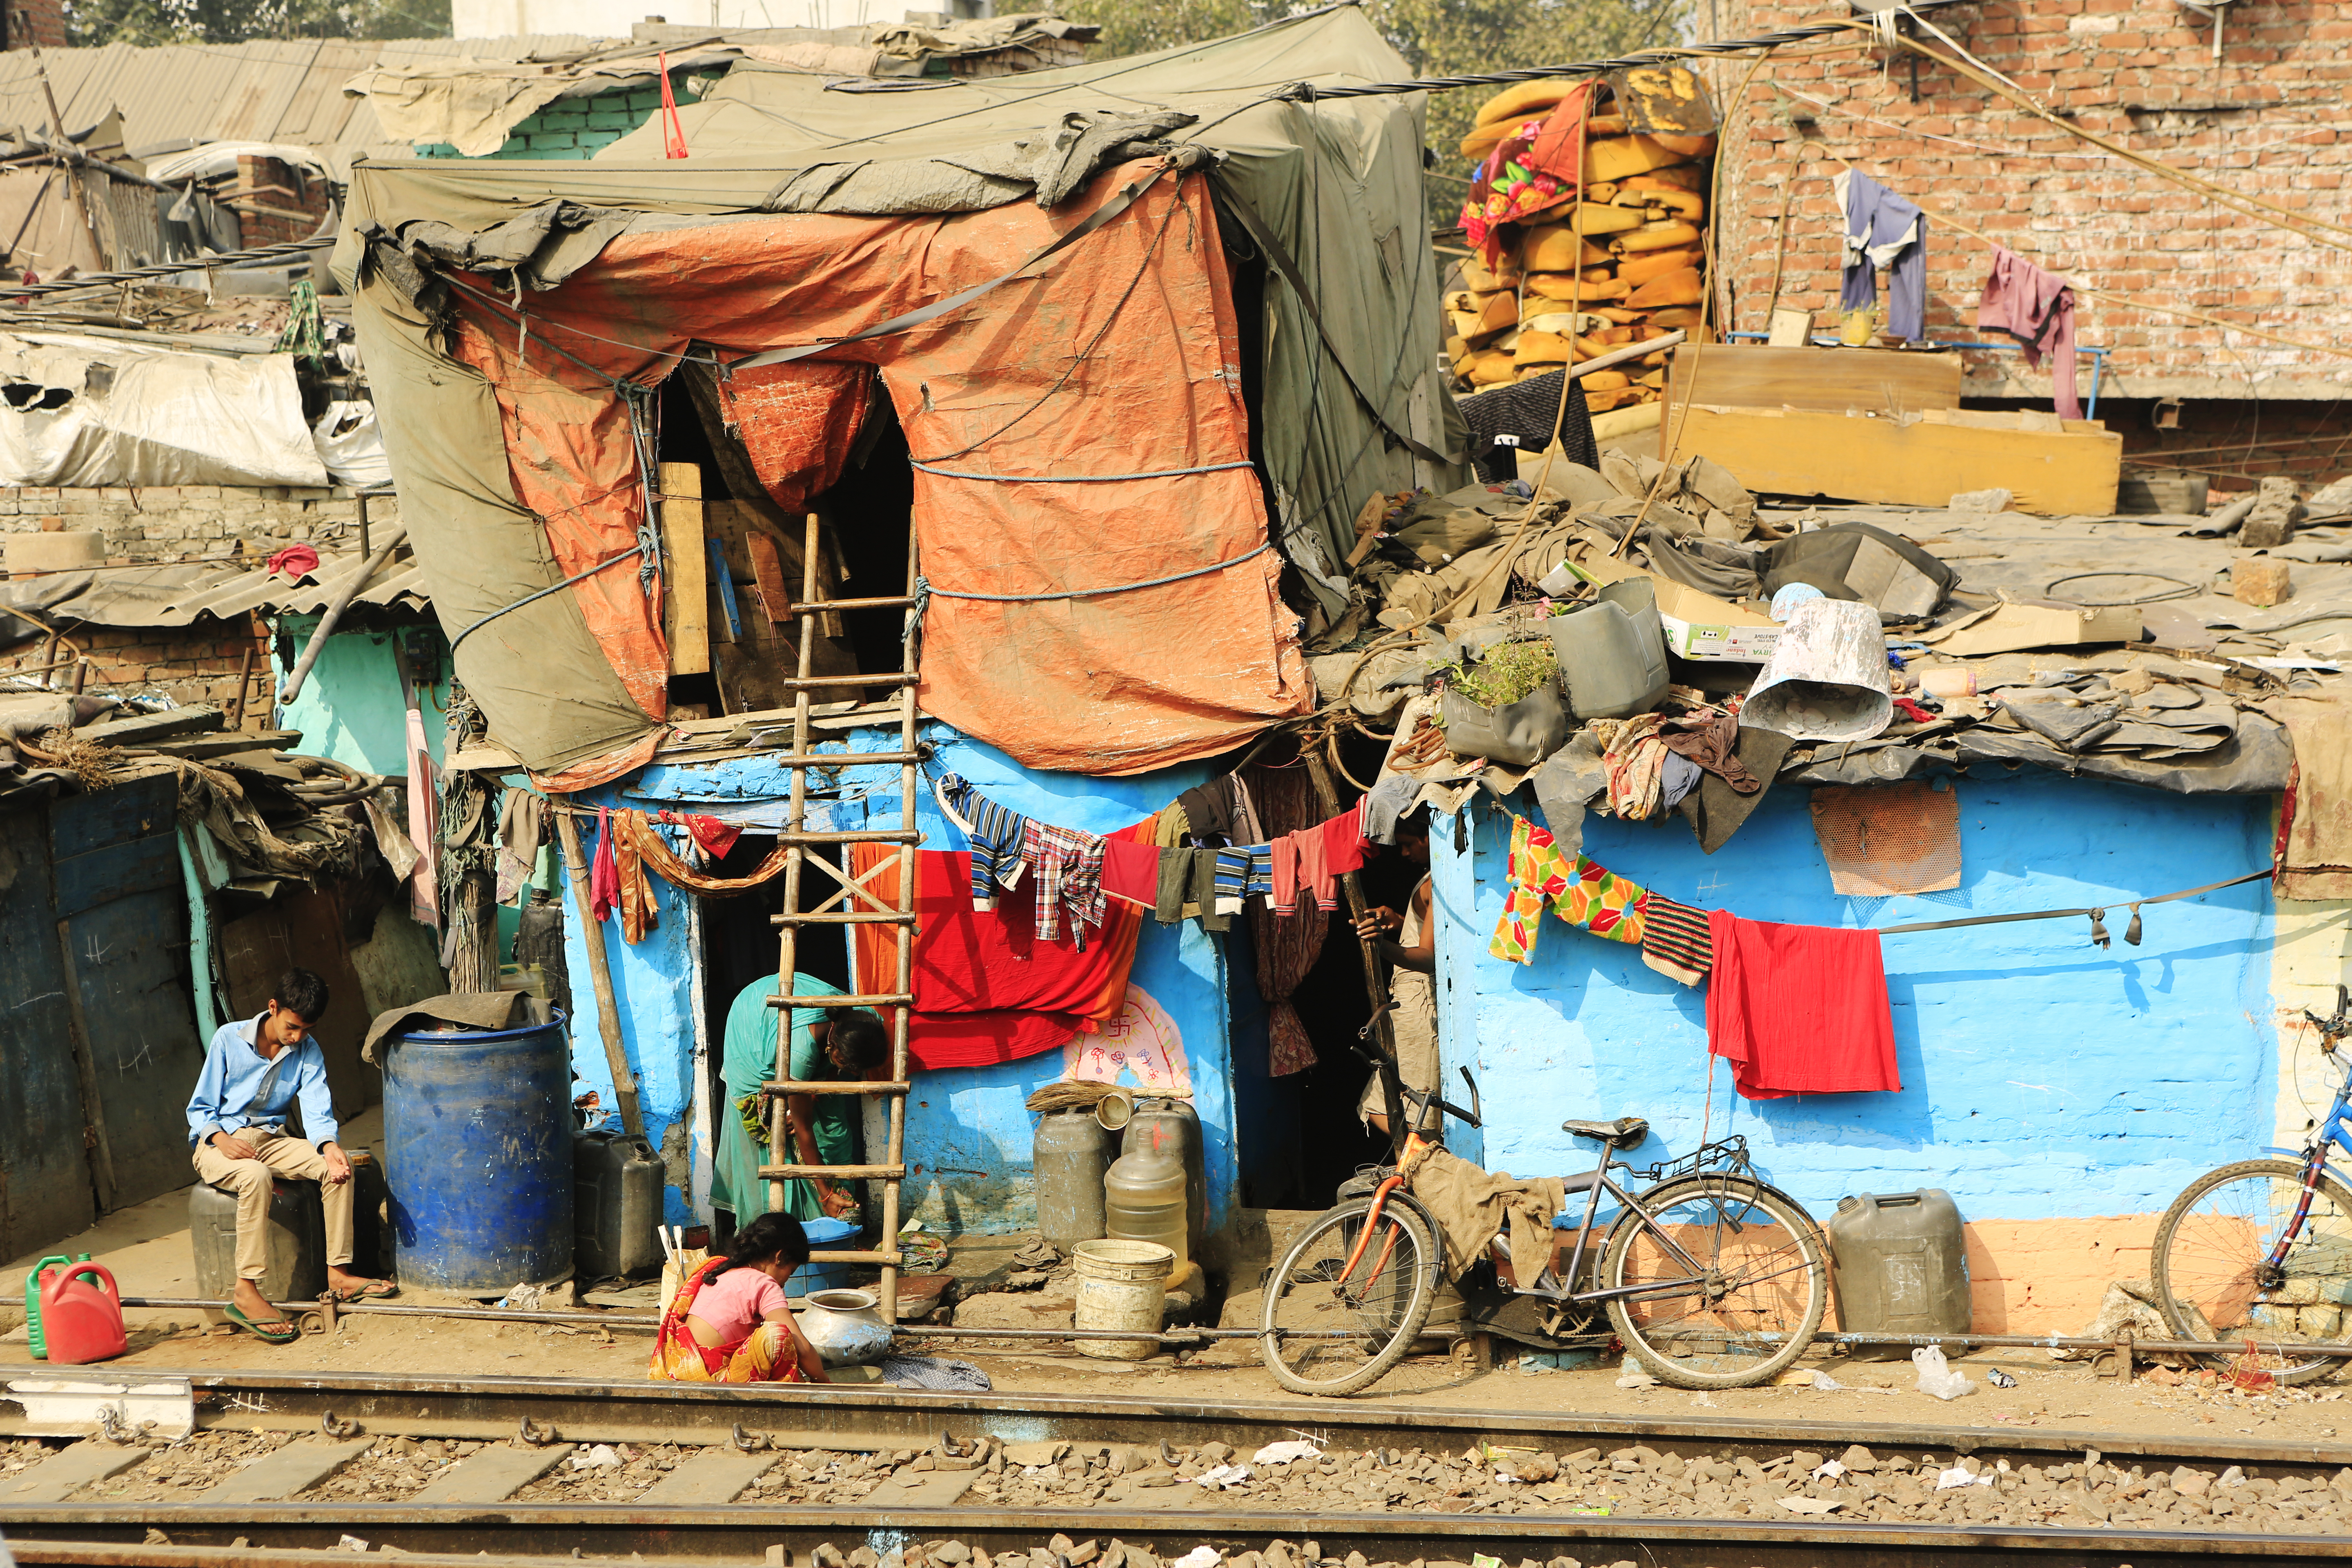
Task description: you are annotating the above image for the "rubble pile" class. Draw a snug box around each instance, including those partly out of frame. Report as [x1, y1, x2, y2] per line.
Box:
[1316, 463, 2352, 851]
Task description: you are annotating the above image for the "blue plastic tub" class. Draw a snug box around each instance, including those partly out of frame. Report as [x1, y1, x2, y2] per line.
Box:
[381, 1011, 575, 1295]
[786, 1217, 860, 1297]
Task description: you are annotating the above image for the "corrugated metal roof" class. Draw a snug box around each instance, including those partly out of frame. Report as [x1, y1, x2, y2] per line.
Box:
[0, 35, 612, 179]
[0, 547, 430, 630]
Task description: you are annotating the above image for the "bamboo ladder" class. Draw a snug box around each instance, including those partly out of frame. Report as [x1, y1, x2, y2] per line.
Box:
[759, 513, 922, 1321]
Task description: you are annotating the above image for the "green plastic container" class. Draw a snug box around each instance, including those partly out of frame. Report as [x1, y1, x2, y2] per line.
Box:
[23, 1253, 88, 1361]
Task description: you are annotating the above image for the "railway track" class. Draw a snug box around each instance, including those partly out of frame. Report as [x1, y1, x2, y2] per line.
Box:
[7, 1370, 2352, 1568]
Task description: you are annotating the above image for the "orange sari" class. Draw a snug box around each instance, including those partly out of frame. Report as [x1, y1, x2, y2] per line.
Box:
[648, 1258, 807, 1383]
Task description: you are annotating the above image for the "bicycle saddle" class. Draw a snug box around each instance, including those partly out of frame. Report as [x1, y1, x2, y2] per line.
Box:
[1564, 1116, 1649, 1149]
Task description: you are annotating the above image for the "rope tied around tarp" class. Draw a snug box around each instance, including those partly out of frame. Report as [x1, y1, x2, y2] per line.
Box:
[909, 459, 1255, 483]
[904, 538, 1275, 635]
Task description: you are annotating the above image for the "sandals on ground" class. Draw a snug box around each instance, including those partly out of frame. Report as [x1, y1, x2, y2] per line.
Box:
[327, 1278, 400, 1303]
[224, 1305, 299, 1345]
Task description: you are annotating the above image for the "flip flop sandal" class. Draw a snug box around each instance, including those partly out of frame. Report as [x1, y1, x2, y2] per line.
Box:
[329, 1279, 400, 1303]
[225, 1305, 300, 1345]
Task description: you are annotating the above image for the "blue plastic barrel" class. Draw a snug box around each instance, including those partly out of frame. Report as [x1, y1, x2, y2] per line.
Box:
[785, 1217, 860, 1297]
[382, 1011, 575, 1294]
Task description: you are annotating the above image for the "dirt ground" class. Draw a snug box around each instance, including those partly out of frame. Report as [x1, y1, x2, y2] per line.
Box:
[8, 1187, 2351, 1449]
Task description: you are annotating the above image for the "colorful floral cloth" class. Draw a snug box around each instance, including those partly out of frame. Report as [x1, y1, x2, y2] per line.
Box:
[1489, 814, 1651, 963]
[1460, 84, 1597, 267]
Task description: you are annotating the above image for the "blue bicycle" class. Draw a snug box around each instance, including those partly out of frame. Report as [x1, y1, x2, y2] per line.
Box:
[2152, 984, 2352, 1385]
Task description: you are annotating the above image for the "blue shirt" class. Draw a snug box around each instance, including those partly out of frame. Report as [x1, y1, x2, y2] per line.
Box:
[185, 1014, 338, 1149]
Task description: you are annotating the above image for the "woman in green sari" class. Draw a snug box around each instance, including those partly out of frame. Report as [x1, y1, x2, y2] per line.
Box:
[710, 973, 889, 1227]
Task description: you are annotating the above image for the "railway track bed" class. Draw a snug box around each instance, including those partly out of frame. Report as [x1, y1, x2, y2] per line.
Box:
[9, 1371, 2352, 1566]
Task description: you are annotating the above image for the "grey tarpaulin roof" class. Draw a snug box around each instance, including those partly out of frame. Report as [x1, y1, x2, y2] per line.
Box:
[0, 546, 428, 644]
[336, 6, 1463, 776]
[0, 36, 608, 180]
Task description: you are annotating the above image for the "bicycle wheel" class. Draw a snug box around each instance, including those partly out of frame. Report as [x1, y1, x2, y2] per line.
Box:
[1603, 1175, 1828, 1389]
[1259, 1195, 1441, 1396]
[2152, 1158, 2352, 1386]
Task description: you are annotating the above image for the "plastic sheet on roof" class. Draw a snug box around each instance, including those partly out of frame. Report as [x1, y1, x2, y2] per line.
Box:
[339, 8, 1460, 781]
[0, 333, 327, 488]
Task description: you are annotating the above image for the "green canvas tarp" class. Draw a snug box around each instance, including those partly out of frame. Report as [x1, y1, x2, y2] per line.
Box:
[339, 8, 1463, 779]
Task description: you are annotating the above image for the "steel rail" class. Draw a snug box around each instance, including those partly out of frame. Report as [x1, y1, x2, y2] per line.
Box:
[13, 1370, 2352, 1476]
[114, 1296, 1351, 1345]
[109, 1295, 2352, 1361]
[4, 1505, 2349, 1567]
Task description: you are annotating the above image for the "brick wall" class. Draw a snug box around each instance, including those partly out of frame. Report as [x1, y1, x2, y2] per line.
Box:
[0, 485, 399, 564]
[1715, 0, 2352, 405]
[232, 155, 334, 247]
[414, 78, 706, 160]
[1, 621, 274, 712]
[4, 0, 66, 49]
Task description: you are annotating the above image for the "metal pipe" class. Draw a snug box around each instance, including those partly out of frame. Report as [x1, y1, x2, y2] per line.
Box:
[277, 527, 407, 704]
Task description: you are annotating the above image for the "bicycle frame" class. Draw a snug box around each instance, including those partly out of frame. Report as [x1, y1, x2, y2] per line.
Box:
[2267, 1061, 2352, 1272]
[1337, 1100, 1724, 1312]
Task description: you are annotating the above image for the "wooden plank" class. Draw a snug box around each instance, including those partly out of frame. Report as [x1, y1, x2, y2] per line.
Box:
[744, 529, 791, 626]
[0, 1438, 151, 1501]
[74, 706, 225, 745]
[138, 731, 302, 761]
[1666, 345, 1962, 417]
[1672, 404, 2122, 516]
[659, 461, 710, 677]
[636, 1449, 776, 1505]
[202, 1438, 374, 1503]
[410, 1442, 574, 1504]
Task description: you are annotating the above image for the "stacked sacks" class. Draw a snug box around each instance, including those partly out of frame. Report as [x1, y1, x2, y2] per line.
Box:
[1450, 69, 1717, 412]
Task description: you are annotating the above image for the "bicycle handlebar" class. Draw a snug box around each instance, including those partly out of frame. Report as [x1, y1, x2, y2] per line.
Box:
[1396, 1067, 1483, 1131]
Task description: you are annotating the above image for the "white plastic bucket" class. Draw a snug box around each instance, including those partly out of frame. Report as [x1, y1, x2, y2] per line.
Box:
[1071, 1238, 1174, 1362]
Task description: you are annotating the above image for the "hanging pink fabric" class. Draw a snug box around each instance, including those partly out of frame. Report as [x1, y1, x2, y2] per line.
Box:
[1977, 245, 2080, 420]
[590, 805, 622, 923]
[403, 707, 439, 930]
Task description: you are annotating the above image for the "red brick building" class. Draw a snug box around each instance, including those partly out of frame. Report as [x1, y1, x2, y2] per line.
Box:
[1712, 0, 2351, 489]
[3, 0, 66, 49]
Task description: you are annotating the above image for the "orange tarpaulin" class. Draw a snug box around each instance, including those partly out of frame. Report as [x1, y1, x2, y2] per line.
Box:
[441, 160, 1310, 777]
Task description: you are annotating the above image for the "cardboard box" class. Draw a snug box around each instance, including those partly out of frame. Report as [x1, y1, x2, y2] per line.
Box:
[1665, 403, 2123, 517]
[1915, 599, 2143, 657]
[1554, 551, 1782, 663]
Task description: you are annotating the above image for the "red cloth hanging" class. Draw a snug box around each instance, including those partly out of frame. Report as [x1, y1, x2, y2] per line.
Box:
[590, 805, 621, 924]
[1100, 836, 1161, 909]
[850, 830, 1148, 1071]
[1705, 911, 1900, 1100]
[658, 53, 690, 159]
[657, 808, 742, 862]
[265, 543, 321, 579]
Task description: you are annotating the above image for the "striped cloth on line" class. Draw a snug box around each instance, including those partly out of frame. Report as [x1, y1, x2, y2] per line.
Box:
[936, 773, 1028, 910]
[1642, 892, 1715, 987]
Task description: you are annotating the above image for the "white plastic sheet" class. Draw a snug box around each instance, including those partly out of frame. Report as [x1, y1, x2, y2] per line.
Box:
[0, 332, 328, 487]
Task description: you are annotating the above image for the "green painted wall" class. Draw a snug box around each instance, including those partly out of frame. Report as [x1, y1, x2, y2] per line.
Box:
[414, 76, 710, 160]
[272, 617, 453, 778]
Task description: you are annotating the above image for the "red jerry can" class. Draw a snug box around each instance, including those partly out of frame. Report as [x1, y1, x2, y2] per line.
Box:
[37, 1260, 128, 1365]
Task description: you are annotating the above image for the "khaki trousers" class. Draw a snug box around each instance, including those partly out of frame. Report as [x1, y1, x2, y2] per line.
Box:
[192, 1129, 354, 1278]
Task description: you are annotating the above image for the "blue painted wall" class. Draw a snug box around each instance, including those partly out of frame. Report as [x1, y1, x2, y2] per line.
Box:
[1430, 772, 2278, 1222]
[561, 720, 1234, 1238]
